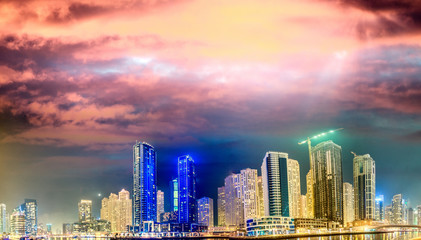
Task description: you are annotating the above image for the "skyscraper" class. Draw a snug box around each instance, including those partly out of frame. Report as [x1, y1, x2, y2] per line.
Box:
[170, 178, 179, 212]
[101, 189, 132, 232]
[241, 168, 259, 221]
[261, 151, 289, 217]
[391, 194, 403, 224]
[375, 195, 385, 222]
[257, 176, 264, 217]
[299, 195, 307, 218]
[157, 190, 165, 222]
[10, 210, 25, 235]
[287, 159, 301, 218]
[224, 173, 244, 227]
[306, 170, 314, 218]
[178, 155, 197, 224]
[217, 186, 226, 226]
[197, 197, 214, 227]
[0, 204, 6, 233]
[353, 154, 376, 220]
[133, 141, 157, 226]
[343, 182, 355, 226]
[417, 205, 421, 226]
[408, 208, 414, 225]
[78, 200, 92, 223]
[17, 199, 38, 235]
[311, 140, 343, 223]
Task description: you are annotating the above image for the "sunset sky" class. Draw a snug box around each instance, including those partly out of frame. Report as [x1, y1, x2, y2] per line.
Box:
[1, 0, 421, 229]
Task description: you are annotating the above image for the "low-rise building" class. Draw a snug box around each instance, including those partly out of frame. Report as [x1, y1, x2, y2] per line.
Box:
[246, 217, 294, 236]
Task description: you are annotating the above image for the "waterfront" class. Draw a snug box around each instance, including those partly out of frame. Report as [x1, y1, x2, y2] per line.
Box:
[46, 231, 421, 240]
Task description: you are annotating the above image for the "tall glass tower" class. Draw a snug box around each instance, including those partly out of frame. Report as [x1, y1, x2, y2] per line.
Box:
[261, 151, 289, 217]
[311, 140, 343, 223]
[0, 204, 6, 233]
[133, 141, 157, 227]
[178, 155, 197, 224]
[353, 154, 376, 220]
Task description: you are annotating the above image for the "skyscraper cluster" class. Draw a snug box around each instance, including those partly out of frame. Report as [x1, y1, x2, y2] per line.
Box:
[2, 137, 420, 236]
[100, 189, 132, 232]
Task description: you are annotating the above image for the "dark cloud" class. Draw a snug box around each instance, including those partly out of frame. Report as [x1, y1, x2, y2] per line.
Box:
[45, 3, 111, 23]
[327, 0, 421, 39]
[402, 130, 421, 142]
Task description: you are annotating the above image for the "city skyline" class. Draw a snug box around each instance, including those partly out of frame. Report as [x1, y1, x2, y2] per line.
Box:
[1, 0, 421, 232]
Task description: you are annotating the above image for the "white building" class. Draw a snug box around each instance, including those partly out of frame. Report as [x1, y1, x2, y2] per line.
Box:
[287, 159, 301, 218]
[343, 182, 355, 226]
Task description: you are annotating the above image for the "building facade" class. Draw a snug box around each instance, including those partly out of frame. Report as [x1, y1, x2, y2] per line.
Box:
[391, 194, 403, 224]
[197, 197, 214, 227]
[17, 199, 38, 235]
[178, 155, 197, 224]
[261, 152, 289, 217]
[306, 170, 314, 218]
[100, 189, 132, 232]
[78, 200, 92, 223]
[353, 154, 376, 220]
[246, 217, 294, 236]
[0, 204, 6, 233]
[241, 168, 260, 221]
[217, 187, 226, 226]
[287, 159, 301, 218]
[10, 210, 25, 235]
[343, 182, 354, 226]
[224, 173, 244, 227]
[157, 190, 165, 222]
[170, 178, 179, 212]
[311, 141, 343, 223]
[257, 176, 264, 217]
[133, 142, 157, 226]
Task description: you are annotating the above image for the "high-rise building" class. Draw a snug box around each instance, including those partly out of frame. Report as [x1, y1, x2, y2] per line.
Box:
[391, 194, 403, 224]
[417, 205, 421, 226]
[257, 176, 264, 217]
[10, 210, 25, 235]
[241, 168, 260, 221]
[311, 140, 343, 223]
[133, 141, 157, 226]
[343, 182, 354, 226]
[157, 190, 165, 222]
[408, 208, 414, 225]
[299, 195, 307, 218]
[306, 170, 314, 218]
[375, 195, 385, 222]
[178, 155, 197, 224]
[0, 204, 6, 233]
[78, 200, 92, 223]
[170, 178, 179, 212]
[353, 154, 376, 220]
[217, 186, 226, 226]
[16, 199, 38, 235]
[261, 151, 289, 217]
[385, 205, 392, 224]
[197, 197, 214, 227]
[224, 173, 244, 227]
[287, 159, 301, 218]
[100, 189, 132, 232]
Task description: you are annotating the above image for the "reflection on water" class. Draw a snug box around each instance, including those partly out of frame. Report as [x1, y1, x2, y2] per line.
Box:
[49, 231, 421, 240]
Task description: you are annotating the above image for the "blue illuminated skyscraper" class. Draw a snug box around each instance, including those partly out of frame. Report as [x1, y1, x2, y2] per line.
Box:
[133, 141, 157, 227]
[178, 155, 197, 224]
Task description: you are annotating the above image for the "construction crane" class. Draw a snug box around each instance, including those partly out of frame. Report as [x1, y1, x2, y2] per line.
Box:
[351, 151, 357, 158]
[298, 128, 344, 166]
